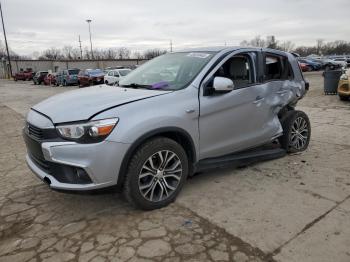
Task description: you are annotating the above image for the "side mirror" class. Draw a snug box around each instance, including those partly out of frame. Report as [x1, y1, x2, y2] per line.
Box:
[213, 77, 234, 92]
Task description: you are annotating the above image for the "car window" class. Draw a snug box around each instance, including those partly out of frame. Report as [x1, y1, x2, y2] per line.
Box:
[114, 71, 120, 77]
[119, 69, 131, 76]
[264, 54, 292, 81]
[212, 54, 255, 89]
[108, 71, 114, 76]
[68, 69, 80, 75]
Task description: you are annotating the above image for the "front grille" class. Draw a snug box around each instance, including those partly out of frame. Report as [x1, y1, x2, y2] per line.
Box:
[29, 153, 52, 174]
[28, 123, 44, 140]
[26, 122, 59, 140]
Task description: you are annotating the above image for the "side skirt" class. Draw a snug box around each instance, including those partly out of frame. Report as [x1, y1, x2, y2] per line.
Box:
[194, 144, 287, 173]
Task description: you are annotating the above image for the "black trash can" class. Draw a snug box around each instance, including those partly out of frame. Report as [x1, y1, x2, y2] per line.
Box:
[323, 70, 342, 95]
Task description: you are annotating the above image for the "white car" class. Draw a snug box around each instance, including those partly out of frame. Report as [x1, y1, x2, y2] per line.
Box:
[332, 58, 348, 68]
[104, 69, 132, 85]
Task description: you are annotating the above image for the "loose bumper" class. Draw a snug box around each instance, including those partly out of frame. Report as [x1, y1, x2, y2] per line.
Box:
[25, 140, 130, 191]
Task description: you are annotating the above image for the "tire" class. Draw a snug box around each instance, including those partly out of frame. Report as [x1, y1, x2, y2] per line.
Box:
[105, 80, 109, 85]
[279, 110, 311, 153]
[339, 95, 348, 101]
[123, 137, 189, 210]
[63, 80, 67, 87]
[14, 77, 17, 81]
[307, 66, 312, 72]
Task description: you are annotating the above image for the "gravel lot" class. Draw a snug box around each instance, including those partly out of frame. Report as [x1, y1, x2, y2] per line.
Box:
[0, 72, 349, 262]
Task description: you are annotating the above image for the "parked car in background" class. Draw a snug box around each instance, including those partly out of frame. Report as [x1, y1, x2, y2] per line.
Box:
[43, 73, 57, 86]
[55, 71, 63, 86]
[298, 59, 322, 71]
[33, 71, 48, 85]
[57, 69, 80, 86]
[104, 68, 132, 85]
[23, 47, 310, 210]
[14, 69, 34, 81]
[332, 58, 348, 68]
[299, 62, 311, 72]
[78, 69, 105, 87]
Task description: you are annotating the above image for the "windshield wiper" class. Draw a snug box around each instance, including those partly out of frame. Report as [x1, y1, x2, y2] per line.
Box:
[120, 83, 154, 89]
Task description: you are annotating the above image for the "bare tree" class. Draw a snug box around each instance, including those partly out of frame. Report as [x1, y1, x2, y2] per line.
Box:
[143, 49, 167, 59]
[38, 47, 63, 60]
[250, 36, 266, 47]
[316, 39, 324, 55]
[132, 51, 143, 59]
[279, 41, 295, 52]
[266, 35, 278, 49]
[116, 47, 131, 59]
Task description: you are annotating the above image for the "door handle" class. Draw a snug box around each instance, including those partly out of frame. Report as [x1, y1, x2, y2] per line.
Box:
[253, 97, 265, 104]
[185, 109, 195, 114]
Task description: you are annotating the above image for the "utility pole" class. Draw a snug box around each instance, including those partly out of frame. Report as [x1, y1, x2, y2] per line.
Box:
[170, 40, 173, 53]
[0, 1, 12, 78]
[78, 35, 83, 59]
[86, 19, 94, 59]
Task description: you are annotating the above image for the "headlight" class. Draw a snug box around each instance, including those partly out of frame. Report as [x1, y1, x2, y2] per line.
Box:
[56, 118, 118, 142]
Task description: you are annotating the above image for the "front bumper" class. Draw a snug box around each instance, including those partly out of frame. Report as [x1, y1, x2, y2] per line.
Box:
[25, 137, 130, 191]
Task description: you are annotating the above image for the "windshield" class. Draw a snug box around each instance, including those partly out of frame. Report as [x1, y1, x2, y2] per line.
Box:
[119, 52, 215, 90]
[68, 69, 80, 75]
[119, 69, 131, 76]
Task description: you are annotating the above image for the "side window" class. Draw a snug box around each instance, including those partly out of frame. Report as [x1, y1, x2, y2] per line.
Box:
[212, 53, 255, 89]
[108, 71, 113, 76]
[114, 71, 120, 77]
[264, 54, 292, 81]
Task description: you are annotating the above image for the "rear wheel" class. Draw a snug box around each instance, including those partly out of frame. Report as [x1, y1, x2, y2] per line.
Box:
[123, 137, 189, 210]
[105, 80, 109, 85]
[279, 110, 311, 153]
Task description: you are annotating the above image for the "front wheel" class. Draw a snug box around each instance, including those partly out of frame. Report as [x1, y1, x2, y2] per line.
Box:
[279, 110, 311, 153]
[123, 137, 189, 210]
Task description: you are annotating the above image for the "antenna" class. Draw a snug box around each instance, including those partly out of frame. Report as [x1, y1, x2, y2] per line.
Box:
[78, 35, 83, 59]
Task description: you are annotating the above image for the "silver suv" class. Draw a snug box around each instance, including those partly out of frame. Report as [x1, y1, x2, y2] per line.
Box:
[23, 47, 311, 210]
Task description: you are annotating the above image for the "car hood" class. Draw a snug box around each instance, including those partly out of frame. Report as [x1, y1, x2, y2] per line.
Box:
[32, 85, 172, 124]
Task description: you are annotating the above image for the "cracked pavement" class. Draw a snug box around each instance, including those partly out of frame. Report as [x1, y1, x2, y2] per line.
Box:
[0, 72, 349, 262]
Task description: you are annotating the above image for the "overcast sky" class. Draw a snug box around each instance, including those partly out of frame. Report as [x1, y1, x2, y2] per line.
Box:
[1, 0, 350, 56]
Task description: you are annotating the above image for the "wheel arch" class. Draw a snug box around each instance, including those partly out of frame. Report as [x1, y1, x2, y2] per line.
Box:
[117, 127, 197, 189]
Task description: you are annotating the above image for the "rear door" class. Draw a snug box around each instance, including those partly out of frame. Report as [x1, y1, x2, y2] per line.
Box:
[199, 50, 280, 159]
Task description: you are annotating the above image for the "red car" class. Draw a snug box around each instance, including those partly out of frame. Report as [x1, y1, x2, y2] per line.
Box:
[299, 62, 311, 72]
[43, 73, 57, 86]
[14, 69, 34, 81]
[78, 69, 105, 87]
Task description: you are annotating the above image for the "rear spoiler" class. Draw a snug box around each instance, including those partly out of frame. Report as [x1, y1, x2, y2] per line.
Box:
[291, 52, 300, 58]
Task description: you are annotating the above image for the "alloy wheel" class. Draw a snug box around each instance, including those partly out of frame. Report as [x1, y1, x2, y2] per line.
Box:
[290, 116, 309, 150]
[138, 150, 182, 202]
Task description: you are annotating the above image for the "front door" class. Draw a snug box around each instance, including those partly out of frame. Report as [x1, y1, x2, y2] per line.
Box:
[199, 51, 280, 159]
